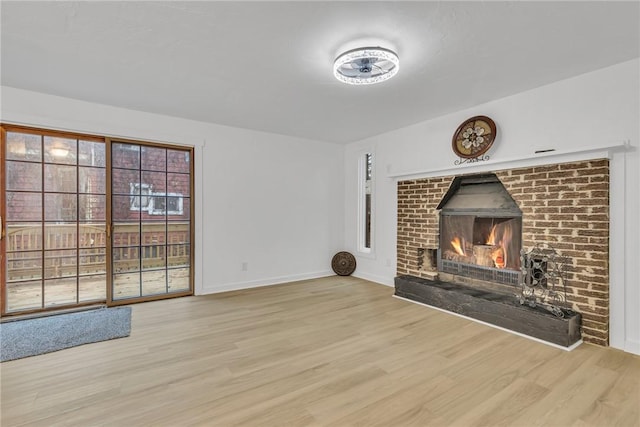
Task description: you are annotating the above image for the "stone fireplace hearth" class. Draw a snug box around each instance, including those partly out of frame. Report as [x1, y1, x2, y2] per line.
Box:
[396, 159, 609, 346]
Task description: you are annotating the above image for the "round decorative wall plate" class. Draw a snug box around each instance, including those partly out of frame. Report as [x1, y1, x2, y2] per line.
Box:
[331, 251, 357, 276]
[452, 116, 497, 159]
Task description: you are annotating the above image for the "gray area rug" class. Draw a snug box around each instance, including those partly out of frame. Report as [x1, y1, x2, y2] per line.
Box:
[0, 307, 131, 362]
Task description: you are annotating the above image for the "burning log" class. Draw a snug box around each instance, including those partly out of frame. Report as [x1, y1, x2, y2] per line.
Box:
[442, 249, 475, 264]
[473, 245, 496, 267]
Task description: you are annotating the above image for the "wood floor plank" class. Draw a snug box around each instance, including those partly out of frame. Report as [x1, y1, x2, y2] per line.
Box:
[1, 276, 638, 426]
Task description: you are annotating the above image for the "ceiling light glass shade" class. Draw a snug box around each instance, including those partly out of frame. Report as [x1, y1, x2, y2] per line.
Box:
[333, 47, 399, 85]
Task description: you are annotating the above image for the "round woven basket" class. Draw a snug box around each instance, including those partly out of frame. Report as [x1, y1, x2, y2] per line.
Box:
[331, 251, 356, 276]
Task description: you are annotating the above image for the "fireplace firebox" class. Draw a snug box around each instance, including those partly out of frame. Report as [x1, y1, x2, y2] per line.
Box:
[436, 174, 522, 287]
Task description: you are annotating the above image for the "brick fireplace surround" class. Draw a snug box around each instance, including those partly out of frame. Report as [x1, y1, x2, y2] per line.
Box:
[397, 159, 609, 346]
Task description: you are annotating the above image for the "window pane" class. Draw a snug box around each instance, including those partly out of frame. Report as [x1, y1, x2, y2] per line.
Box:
[44, 249, 77, 279]
[79, 274, 107, 302]
[142, 270, 167, 295]
[168, 173, 190, 196]
[6, 223, 42, 252]
[141, 146, 166, 171]
[79, 140, 106, 167]
[109, 141, 192, 302]
[3, 129, 112, 314]
[112, 195, 140, 221]
[7, 251, 42, 281]
[45, 164, 77, 193]
[112, 168, 140, 194]
[150, 196, 188, 218]
[44, 277, 77, 307]
[142, 245, 166, 270]
[79, 195, 106, 221]
[44, 136, 77, 165]
[168, 268, 190, 292]
[44, 222, 77, 250]
[167, 149, 190, 173]
[79, 167, 106, 194]
[6, 192, 42, 221]
[6, 280, 43, 312]
[44, 193, 77, 221]
[79, 248, 107, 275]
[150, 196, 167, 217]
[6, 132, 42, 162]
[142, 222, 166, 245]
[6, 161, 41, 191]
[361, 152, 372, 251]
[113, 273, 141, 300]
[167, 222, 190, 244]
[112, 143, 140, 169]
[141, 171, 166, 193]
[168, 244, 190, 267]
[167, 197, 189, 220]
[113, 223, 140, 247]
[167, 197, 181, 213]
[79, 224, 107, 248]
[113, 246, 140, 273]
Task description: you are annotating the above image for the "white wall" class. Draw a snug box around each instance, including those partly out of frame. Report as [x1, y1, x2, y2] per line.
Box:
[0, 86, 345, 295]
[202, 125, 344, 293]
[344, 59, 640, 355]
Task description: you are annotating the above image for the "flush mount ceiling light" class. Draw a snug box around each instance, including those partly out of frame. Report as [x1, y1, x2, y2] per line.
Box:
[333, 47, 399, 85]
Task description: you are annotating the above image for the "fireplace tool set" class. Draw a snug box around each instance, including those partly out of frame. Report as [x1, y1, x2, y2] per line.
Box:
[519, 245, 574, 318]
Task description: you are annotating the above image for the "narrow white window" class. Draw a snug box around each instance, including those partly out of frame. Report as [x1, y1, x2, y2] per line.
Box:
[358, 152, 373, 253]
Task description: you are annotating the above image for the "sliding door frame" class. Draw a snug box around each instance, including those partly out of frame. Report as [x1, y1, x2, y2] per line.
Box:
[106, 137, 194, 306]
[1, 127, 6, 314]
[0, 124, 195, 316]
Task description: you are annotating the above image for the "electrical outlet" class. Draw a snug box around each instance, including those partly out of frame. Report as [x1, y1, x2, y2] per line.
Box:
[241, 262, 248, 271]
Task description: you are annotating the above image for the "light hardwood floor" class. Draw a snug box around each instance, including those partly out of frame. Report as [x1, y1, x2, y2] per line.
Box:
[1, 276, 638, 426]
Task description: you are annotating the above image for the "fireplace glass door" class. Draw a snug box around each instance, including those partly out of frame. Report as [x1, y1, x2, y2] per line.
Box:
[440, 215, 522, 272]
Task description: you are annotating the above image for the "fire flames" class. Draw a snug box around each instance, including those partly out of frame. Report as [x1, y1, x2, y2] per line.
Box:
[491, 247, 506, 268]
[449, 223, 513, 269]
[451, 237, 465, 256]
[486, 225, 497, 246]
[487, 224, 506, 268]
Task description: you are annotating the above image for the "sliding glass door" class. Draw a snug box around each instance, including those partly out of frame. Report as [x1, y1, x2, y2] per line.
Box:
[110, 141, 192, 303]
[1, 126, 193, 315]
[1, 128, 107, 313]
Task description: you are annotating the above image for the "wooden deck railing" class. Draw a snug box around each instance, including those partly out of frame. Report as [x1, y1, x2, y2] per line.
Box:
[6, 222, 190, 281]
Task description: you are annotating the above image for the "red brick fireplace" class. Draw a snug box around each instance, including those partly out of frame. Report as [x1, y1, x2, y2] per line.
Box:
[397, 159, 609, 345]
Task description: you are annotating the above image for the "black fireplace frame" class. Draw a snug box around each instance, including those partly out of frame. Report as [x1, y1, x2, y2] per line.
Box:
[436, 173, 523, 287]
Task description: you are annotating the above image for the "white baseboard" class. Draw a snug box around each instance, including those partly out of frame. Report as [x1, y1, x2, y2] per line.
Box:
[625, 339, 640, 355]
[198, 270, 334, 295]
[353, 272, 394, 287]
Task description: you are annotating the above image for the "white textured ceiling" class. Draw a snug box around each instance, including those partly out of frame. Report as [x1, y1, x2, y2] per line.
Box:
[1, 1, 639, 143]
